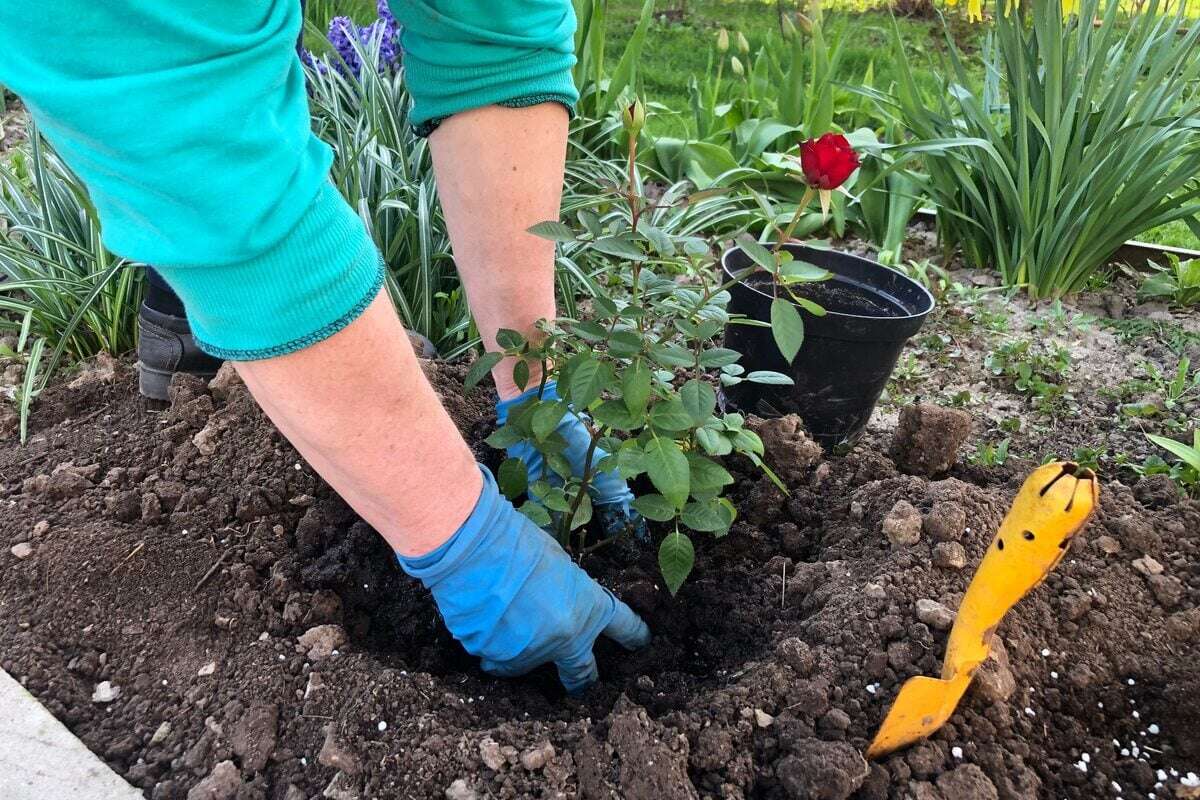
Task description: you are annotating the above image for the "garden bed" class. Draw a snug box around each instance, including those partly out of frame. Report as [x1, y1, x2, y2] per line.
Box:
[1, 281, 1198, 800]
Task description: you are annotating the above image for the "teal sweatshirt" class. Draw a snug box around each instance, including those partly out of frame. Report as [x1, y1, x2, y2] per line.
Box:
[0, 1, 577, 359]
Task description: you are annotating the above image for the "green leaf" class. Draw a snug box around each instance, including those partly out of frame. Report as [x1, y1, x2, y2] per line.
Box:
[608, 329, 644, 357]
[779, 260, 833, 282]
[698, 348, 742, 368]
[569, 354, 610, 409]
[681, 498, 734, 533]
[658, 531, 695, 596]
[651, 344, 695, 367]
[496, 329, 526, 350]
[736, 234, 777, 272]
[732, 428, 764, 456]
[517, 501, 552, 528]
[770, 298, 805, 362]
[1147, 434, 1200, 472]
[593, 399, 641, 431]
[464, 351, 502, 390]
[497, 458, 529, 500]
[512, 360, 530, 391]
[687, 453, 734, 496]
[532, 401, 567, 441]
[644, 438, 690, 509]
[681, 379, 717, 425]
[566, 492, 593, 531]
[795, 298, 827, 317]
[696, 426, 732, 456]
[650, 398, 695, 432]
[615, 439, 647, 479]
[485, 424, 526, 450]
[592, 235, 647, 261]
[632, 493, 677, 522]
[546, 452, 573, 480]
[623, 358, 653, 416]
[526, 220, 578, 242]
[592, 293, 620, 318]
[746, 370, 794, 385]
[570, 321, 609, 341]
[637, 219, 676, 256]
[539, 486, 573, 513]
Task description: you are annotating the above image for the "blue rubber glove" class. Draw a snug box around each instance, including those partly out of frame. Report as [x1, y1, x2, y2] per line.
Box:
[397, 467, 651, 693]
[496, 381, 640, 536]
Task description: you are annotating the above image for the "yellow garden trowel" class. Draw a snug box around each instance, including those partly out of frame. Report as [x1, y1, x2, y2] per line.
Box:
[867, 461, 1098, 759]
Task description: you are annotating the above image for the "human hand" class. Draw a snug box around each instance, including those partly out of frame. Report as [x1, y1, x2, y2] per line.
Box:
[397, 467, 651, 693]
[497, 381, 645, 538]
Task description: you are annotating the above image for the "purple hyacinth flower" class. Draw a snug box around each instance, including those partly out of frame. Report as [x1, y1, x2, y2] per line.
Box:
[327, 15, 363, 77]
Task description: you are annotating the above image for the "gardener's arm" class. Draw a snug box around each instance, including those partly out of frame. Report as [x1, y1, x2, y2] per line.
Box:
[0, 0, 647, 692]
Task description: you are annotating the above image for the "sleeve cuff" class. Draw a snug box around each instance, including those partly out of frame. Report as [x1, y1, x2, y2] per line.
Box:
[157, 181, 385, 360]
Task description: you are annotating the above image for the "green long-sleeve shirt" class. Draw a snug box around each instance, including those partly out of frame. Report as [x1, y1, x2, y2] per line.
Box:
[0, 0, 577, 358]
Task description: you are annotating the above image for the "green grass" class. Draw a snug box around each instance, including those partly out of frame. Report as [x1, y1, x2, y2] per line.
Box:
[1137, 219, 1200, 250]
[604, 1, 981, 137]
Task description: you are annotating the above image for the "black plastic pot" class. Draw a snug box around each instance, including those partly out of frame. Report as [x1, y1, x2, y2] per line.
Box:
[721, 243, 935, 447]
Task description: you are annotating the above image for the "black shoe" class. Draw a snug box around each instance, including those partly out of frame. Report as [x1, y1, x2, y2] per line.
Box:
[137, 303, 222, 400]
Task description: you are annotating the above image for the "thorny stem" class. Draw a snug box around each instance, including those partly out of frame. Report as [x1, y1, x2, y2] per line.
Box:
[770, 185, 816, 300]
[560, 426, 603, 548]
[625, 131, 646, 336]
[775, 185, 815, 253]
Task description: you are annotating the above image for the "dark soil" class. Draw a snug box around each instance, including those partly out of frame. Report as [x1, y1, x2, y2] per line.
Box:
[743, 272, 905, 318]
[1, 343, 1198, 800]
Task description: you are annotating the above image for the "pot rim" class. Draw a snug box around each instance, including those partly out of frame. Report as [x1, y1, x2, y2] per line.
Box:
[720, 243, 936, 323]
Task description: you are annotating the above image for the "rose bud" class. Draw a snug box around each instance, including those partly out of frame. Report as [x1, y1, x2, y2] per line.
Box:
[622, 98, 646, 138]
[799, 132, 860, 190]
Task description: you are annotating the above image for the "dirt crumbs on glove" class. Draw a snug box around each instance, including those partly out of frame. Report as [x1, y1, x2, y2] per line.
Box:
[1, 352, 1197, 800]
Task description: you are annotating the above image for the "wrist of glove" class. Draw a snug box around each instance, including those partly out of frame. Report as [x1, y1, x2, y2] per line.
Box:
[497, 380, 636, 518]
[397, 466, 650, 693]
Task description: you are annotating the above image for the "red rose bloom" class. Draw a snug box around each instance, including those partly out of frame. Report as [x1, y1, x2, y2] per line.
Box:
[799, 133, 860, 190]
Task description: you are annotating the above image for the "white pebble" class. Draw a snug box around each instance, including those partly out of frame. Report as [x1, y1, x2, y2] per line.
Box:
[952, 747, 963, 759]
[1121, 749, 1130, 756]
[1041, 648, 1050, 657]
[866, 683, 878, 695]
[377, 721, 387, 732]
[1075, 760, 1088, 772]
[1183, 773, 1200, 788]
[1157, 770, 1168, 782]
[1127, 678, 1136, 685]
[1024, 707, 1036, 717]
[294, 463, 302, 470]
[1098, 702, 1104, 709]
[1113, 739, 1121, 747]
[1111, 781, 1122, 792]
[1050, 671, 1059, 679]
[1148, 724, 1160, 735]
[1133, 710, 1140, 719]
[1082, 753, 1090, 763]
